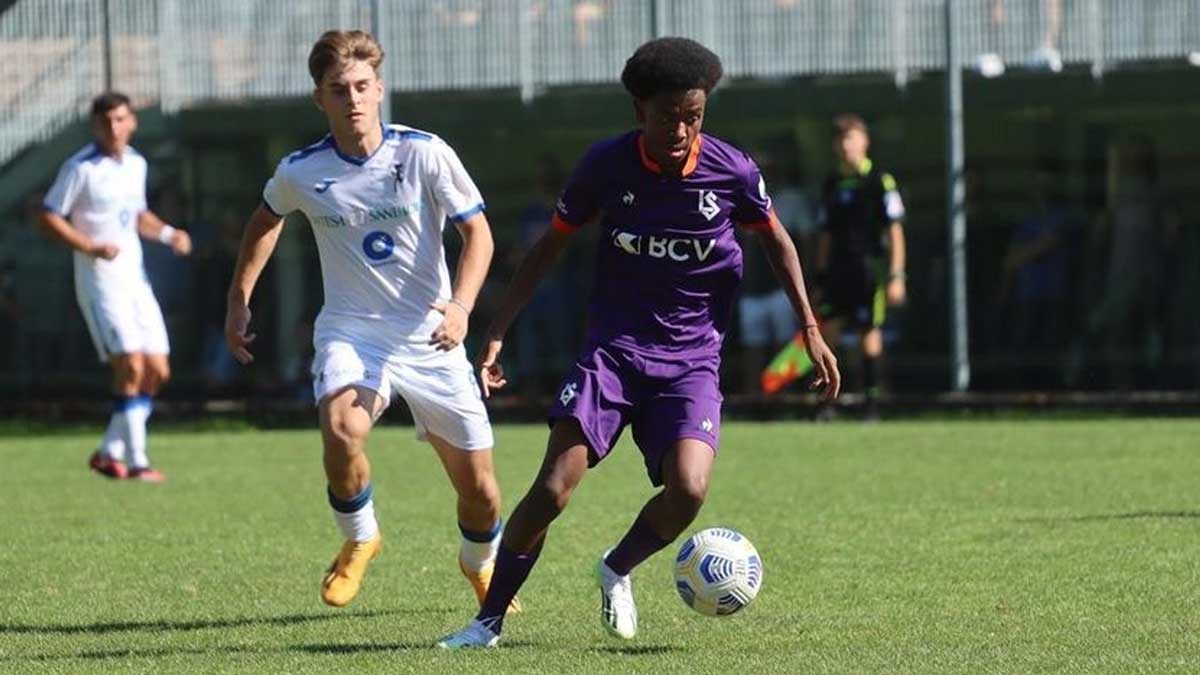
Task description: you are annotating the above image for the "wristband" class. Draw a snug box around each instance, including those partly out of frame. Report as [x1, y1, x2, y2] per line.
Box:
[157, 225, 177, 245]
[888, 271, 906, 282]
[448, 297, 472, 314]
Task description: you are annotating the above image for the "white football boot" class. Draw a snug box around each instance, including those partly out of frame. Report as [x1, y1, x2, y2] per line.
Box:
[597, 550, 638, 639]
[436, 619, 500, 650]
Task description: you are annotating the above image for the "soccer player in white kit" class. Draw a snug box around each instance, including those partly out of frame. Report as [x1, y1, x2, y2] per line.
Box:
[224, 30, 519, 612]
[39, 92, 193, 483]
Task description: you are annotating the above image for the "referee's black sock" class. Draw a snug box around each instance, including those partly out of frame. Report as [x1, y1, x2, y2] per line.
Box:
[863, 355, 881, 402]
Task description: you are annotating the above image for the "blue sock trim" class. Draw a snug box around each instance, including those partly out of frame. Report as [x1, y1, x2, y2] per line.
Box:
[459, 518, 502, 543]
[114, 395, 153, 412]
[328, 483, 374, 513]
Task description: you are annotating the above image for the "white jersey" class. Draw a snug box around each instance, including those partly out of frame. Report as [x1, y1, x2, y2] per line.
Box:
[262, 124, 484, 354]
[43, 143, 149, 294]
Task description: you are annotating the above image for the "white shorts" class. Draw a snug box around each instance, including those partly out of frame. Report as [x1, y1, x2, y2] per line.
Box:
[738, 289, 797, 348]
[76, 280, 169, 363]
[312, 338, 494, 451]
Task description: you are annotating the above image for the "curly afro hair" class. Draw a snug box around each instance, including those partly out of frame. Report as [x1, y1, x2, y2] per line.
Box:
[620, 37, 723, 100]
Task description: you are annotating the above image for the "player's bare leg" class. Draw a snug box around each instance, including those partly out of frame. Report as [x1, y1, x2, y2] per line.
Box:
[599, 439, 715, 639]
[438, 419, 590, 648]
[318, 385, 385, 607]
[429, 433, 521, 613]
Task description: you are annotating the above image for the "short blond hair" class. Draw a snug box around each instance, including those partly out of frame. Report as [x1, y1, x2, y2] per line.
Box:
[308, 30, 384, 85]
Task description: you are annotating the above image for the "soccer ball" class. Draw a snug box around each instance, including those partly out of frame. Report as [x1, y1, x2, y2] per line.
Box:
[673, 527, 763, 616]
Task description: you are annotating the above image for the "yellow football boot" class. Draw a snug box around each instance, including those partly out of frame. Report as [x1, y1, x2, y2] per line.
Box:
[459, 556, 523, 614]
[321, 533, 382, 607]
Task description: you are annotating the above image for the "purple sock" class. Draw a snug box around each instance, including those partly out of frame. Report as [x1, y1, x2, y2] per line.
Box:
[475, 541, 541, 633]
[604, 514, 671, 576]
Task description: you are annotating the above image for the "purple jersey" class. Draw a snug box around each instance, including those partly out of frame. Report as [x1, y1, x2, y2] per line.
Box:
[553, 131, 774, 358]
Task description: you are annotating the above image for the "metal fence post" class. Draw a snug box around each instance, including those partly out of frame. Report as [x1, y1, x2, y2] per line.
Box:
[370, 0, 391, 123]
[945, 0, 970, 392]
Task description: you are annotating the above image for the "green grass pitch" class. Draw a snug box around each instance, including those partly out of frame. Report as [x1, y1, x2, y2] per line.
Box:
[2, 419, 1199, 673]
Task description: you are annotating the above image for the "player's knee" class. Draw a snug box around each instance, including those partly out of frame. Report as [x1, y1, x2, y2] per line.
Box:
[324, 413, 370, 451]
[152, 360, 171, 386]
[118, 359, 145, 389]
[666, 474, 709, 517]
[529, 478, 574, 517]
[461, 474, 502, 512]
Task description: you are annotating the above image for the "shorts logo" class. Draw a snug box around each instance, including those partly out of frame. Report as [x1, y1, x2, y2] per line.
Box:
[622, 190, 636, 206]
[362, 231, 395, 261]
[559, 382, 578, 406]
[700, 417, 713, 433]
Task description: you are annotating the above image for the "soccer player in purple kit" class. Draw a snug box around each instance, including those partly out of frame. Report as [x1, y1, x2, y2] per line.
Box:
[438, 37, 839, 649]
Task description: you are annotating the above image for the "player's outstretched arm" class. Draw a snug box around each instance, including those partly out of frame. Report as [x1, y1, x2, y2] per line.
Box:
[224, 205, 285, 364]
[474, 226, 572, 397]
[754, 212, 841, 400]
[430, 212, 494, 351]
[37, 209, 119, 260]
[136, 210, 192, 256]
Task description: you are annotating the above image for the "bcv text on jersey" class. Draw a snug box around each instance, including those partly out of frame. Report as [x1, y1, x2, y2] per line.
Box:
[610, 229, 717, 262]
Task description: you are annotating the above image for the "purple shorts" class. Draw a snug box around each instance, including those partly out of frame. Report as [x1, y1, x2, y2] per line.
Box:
[548, 343, 722, 486]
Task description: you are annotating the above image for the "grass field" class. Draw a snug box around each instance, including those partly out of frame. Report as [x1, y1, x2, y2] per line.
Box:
[2, 419, 1199, 674]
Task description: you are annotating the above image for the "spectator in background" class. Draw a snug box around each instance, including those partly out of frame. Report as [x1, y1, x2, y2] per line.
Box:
[996, 158, 1080, 387]
[979, 0, 1064, 76]
[195, 207, 244, 390]
[512, 155, 572, 398]
[815, 114, 906, 420]
[144, 185, 195, 347]
[1069, 135, 1179, 388]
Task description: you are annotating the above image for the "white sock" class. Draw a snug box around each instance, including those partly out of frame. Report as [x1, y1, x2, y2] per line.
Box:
[329, 484, 379, 542]
[123, 396, 153, 470]
[100, 412, 125, 462]
[459, 521, 501, 573]
[333, 501, 379, 542]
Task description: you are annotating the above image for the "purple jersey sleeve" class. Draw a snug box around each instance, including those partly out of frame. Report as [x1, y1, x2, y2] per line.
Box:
[552, 145, 603, 233]
[730, 156, 774, 229]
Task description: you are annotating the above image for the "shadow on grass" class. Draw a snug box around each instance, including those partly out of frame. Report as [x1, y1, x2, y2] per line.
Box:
[5, 644, 276, 663]
[293, 639, 534, 653]
[0, 607, 433, 636]
[589, 645, 683, 656]
[1019, 510, 1200, 524]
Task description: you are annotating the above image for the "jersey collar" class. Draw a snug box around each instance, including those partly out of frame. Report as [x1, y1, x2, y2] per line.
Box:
[332, 124, 389, 166]
[636, 132, 702, 177]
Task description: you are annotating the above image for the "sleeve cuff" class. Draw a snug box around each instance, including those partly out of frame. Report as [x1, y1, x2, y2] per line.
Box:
[551, 213, 582, 234]
[261, 198, 284, 218]
[449, 202, 486, 223]
[42, 203, 65, 217]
